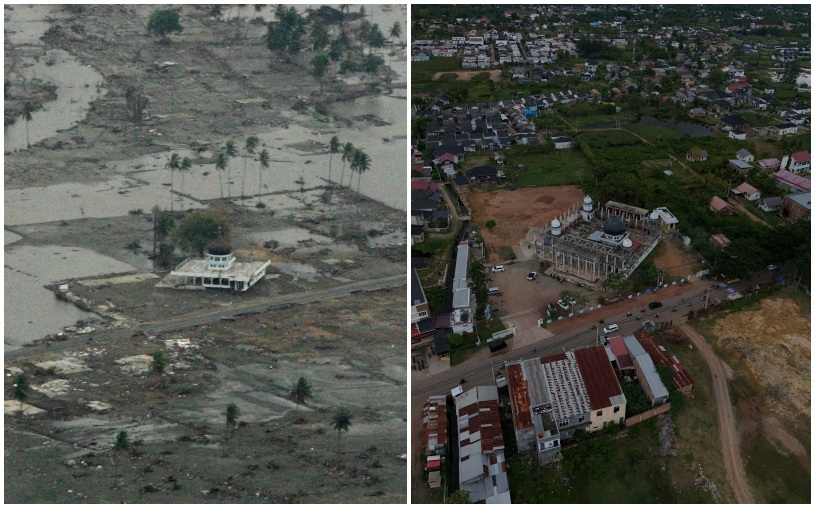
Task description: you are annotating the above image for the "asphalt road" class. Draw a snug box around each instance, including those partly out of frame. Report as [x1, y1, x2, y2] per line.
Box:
[6, 274, 406, 362]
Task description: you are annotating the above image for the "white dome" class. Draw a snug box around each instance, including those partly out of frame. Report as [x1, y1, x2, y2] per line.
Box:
[649, 210, 659, 220]
[551, 218, 561, 228]
[622, 238, 633, 249]
[583, 195, 593, 204]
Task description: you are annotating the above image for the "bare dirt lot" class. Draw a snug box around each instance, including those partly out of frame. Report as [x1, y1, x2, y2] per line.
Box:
[431, 69, 501, 82]
[467, 186, 585, 263]
[653, 237, 701, 278]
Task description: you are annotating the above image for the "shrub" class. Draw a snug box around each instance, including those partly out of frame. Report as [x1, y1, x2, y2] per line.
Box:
[485, 219, 497, 229]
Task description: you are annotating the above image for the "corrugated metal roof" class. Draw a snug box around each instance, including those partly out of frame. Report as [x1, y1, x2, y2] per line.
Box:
[573, 345, 625, 409]
[541, 351, 591, 419]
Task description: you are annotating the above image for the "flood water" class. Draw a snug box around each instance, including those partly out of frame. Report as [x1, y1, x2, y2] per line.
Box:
[4, 4, 406, 346]
[4, 243, 139, 350]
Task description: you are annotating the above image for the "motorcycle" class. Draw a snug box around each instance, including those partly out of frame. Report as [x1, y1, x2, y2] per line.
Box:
[626, 312, 632, 317]
[635, 315, 642, 320]
[672, 307, 677, 312]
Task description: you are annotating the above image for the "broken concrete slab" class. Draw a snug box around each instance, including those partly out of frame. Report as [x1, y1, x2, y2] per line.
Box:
[35, 358, 89, 374]
[33, 379, 72, 397]
[5, 400, 46, 415]
[114, 354, 152, 373]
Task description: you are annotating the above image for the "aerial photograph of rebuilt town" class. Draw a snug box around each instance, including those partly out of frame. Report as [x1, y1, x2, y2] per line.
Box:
[4, 3, 407, 503]
[410, 4, 810, 504]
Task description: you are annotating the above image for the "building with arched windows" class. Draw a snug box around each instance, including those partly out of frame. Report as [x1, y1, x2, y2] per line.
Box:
[169, 242, 270, 292]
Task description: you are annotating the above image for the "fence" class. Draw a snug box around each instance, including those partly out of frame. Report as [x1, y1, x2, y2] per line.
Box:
[490, 327, 516, 342]
[625, 402, 671, 427]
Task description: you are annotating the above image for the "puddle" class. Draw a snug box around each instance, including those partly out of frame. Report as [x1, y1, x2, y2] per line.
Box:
[4, 245, 139, 348]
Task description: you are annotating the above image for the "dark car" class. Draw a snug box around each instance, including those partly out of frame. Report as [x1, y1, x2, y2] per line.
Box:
[547, 303, 557, 313]
[489, 340, 508, 353]
[648, 301, 663, 310]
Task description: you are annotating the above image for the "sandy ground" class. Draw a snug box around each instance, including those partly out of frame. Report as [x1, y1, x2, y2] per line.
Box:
[431, 70, 501, 82]
[467, 186, 586, 263]
[5, 289, 407, 503]
[653, 236, 702, 278]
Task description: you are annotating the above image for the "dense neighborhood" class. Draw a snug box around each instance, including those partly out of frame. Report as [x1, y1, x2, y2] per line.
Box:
[411, 4, 810, 505]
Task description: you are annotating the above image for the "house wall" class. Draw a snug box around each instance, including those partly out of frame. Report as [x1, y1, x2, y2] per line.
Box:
[589, 403, 625, 431]
[625, 402, 671, 426]
[780, 198, 810, 222]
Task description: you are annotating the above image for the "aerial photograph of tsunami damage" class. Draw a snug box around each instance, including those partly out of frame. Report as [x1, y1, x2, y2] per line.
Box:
[410, 4, 810, 504]
[5, 4, 407, 503]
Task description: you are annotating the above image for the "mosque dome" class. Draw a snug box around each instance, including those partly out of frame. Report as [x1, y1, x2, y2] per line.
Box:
[602, 216, 627, 236]
[649, 210, 659, 220]
[206, 240, 233, 256]
[551, 218, 561, 228]
[622, 238, 633, 249]
[583, 195, 593, 205]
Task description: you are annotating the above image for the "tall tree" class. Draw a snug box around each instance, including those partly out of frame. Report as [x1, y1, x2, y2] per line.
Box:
[327, 135, 340, 185]
[150, 349, 168, 375]
[214, 151, 227, 199]
[172, 210, 231, 256]
[265, 6, 306, 62]
[223, 140, 238, 199]
[165, 153, 182, 211]
[352, 148, 370, 193]
[241, 136, 259, 199]
[225, 403, 239, 427]
[257, 148, 270, 206]
[311, 53, 330, 91]
[388, 21, 402, 43]
[340, 142, 354, 187]
[147, 9, 183, 43]
[331, 406, 352, 458]
[22, 100, 35, 149]
[178, 156, 193, 210]
[311, 21, 330, 51]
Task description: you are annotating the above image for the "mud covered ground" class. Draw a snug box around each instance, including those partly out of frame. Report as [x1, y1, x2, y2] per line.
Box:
[5, 288, 406, 503]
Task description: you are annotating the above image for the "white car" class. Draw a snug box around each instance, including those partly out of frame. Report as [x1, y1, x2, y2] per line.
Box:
[527, 272, 537, 280]
[603, 324, 619, 335]
[492, 265, 505, 272]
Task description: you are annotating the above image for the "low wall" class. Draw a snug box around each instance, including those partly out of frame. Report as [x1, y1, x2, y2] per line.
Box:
[625, 402, 671, 427]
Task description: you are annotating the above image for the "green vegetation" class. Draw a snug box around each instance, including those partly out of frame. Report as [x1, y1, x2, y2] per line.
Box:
[621, 380, 650, 417]
[508, 147, 592, 187]
[744, 435, 811, 503]
[172, 210, 231, 256]
[147, 9, 183, 42]
[149, 349, 169, 375]
[485, 219, 496, 229]
[412, 58, 462, 84]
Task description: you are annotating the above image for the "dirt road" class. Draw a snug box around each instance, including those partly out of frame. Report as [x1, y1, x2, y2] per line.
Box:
[679, 324, 755, 504]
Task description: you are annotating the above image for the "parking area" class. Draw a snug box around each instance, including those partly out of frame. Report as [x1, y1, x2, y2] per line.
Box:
[485, 260, 586, 319]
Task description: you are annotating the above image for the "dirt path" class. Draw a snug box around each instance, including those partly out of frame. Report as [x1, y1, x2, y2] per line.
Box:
[679, 324, 755, 504]
[431, 70, 501, 82]
[762, 416, 810, 472]
[727, 198, 771, 227]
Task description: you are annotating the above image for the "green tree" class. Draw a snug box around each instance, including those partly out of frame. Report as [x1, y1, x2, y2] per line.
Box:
[331, 406, 352, 457]
[447, 490, 470, 503]
[150, 349, 169, 375]
[327, 135, 340, 185]
[340, 142, 354, 187]
[214, 151, 227, 199]
[311, 53, 330, 91]
[782, 60, 801, 84]
[22, 100, 35, 149]
[388, 21, 402, 43]
[448, 333, 465, 349]
[225, 403, 240, 427]
[310, 21, 330, 51]
[241, 136, 259, 199]
[223, 141, 238, 199]
[256, 148, 270, 207]
[602, 272, 628, 293]
[351, 148, 370, 193]
[10, 373, 29, 411]
[172, 210, 231, 256]
[113, 430, 131, 452]
[485, 219, 496, 229]
[165, 153, 182, 211]
[265, 6, 306, 61]
[290, 376, 312, 407]
[178, 156, 193, 210]
[147, 9, 183, 42]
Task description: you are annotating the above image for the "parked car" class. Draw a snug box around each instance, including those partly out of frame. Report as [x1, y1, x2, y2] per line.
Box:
[489, 340, 508, 353]
[527, 271, 537, 280]
[487, 287, 500, 295]
[557, 299, 575, 311]
[767, 264, 778, 271]
[547, 303, 557, 313]
[648, 301, 663, 310]
[603, 324, 619, 334]
[492, 265, 505, 272]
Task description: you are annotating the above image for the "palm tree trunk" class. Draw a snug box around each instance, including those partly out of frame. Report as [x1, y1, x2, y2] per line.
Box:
[218, 173, 224, 199]
[257, 169, 263, 206]
[340, 163, 346, 188]
[181, 171, 186, 210]
[241, 158, 247, 199]
[227, 166, 232, 199]
[169, 169, 175, 212]
[328, 153, 333, 185]
[357, 172, 362, 193]
[25, 118, 30, 149]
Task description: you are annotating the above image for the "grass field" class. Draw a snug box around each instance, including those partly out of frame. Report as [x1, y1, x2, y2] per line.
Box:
[412, 58, 463, 83]
[745, 434, 811, 504]
[508, 149, 592, 187]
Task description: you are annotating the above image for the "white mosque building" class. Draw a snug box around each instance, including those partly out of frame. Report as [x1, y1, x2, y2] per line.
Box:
[169, 242, 270, 292]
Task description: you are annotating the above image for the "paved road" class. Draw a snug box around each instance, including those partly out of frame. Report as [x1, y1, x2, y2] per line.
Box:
[679, 324, 755, 504]
[6, 274, 405, 362]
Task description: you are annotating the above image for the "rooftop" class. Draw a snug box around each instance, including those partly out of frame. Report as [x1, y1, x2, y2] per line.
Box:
[540, 351, 591, 419]
[785, 192, 811, 209]
[573, 345, 626, 409]
[171, 258, 269, 280]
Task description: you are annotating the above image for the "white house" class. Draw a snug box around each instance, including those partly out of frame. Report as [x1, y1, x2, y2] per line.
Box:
[736, 148, 754, 163]
[728, 129, 747, 140]
[788, 151, 811, 174]
[733, 182, 761, 201]
[170, 243, 269, 292]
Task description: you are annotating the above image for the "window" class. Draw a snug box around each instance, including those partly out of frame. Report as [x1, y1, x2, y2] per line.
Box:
[418, 310, 429, 318]
[596, 411, 602, 417]
[613, 406, 619, 414]
[558, 419, 568, 427]
[578, 416, 585, 423]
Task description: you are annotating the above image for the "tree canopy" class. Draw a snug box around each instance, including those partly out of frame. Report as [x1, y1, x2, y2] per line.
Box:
[172, 210, 231, 256]
[265, 6, 306, 55]
[147, 9, 183, 40]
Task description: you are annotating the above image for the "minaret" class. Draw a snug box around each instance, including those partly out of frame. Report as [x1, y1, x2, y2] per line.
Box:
[551, 218, 562, 236]
[580, 195, 594, 221]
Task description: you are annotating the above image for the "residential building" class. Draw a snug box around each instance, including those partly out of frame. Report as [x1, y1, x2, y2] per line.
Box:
[756, 157, 782, 170]
[758, 196, 783, 212]
[732, 182, 761, 201]
[709, 196, 734, 215]
[788, 151, 811, 174]
[422, 395, 448, 456]
[465, 165, 499, 184]
[636, 332, 694, 395]
[776, 123, 799, 136]
[654, 207, 679, 231]
[710, 233, 731, 248]
[551, 133, 575, 149]
[728, 159, 753, 174]
[623, 335, 669, 406]
[411, 268, 430, 325]
[773, 170, 811, 193]
[451, 242, 475, 333]
[454, 386, 511, 504]
[780, 192, 811, 222]
[736, 148, 754, 162]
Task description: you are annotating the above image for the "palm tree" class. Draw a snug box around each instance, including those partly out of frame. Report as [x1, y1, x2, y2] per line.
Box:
[290, 376, 312, 408]
[224, 140, 238, 199]
[352, 149, 370, 193]
[331, 406, 352, 458]
[11, 373, 29, 412]
[23, 100, 35, 149]
[340, 142, 354, 187]
[214, 151, 228, 199]
[165, 153, 182, 211]
[389, 21, 401, 43]
[241, 136, 259, 199]
[328, 135, 340, 185]
[178, 156, 193, 210]
[257, 148, 269, 206]
[225, 403, 239, 427]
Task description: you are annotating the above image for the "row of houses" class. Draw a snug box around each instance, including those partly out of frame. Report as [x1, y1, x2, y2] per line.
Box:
[728, 150, 810, 175]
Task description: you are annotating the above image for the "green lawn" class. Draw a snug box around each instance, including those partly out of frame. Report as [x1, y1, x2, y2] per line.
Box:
[412, 58, 462, 83]
[509, 149, 592, 187]
[745, 435, 811, 504]
[629, 123, 682, 141]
